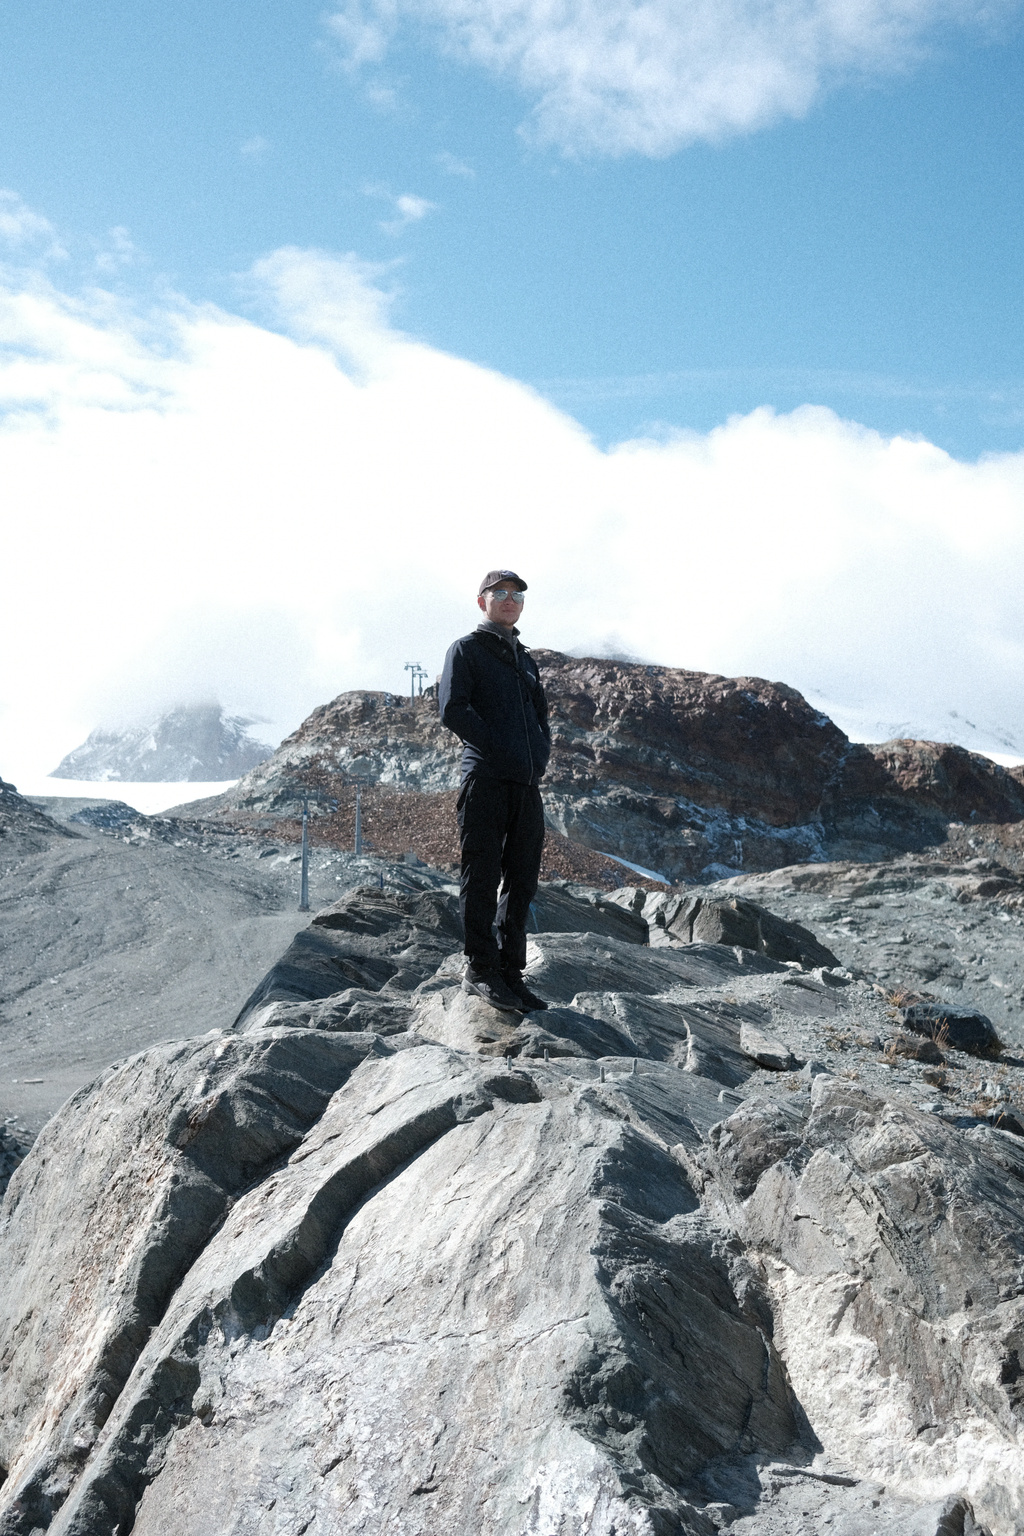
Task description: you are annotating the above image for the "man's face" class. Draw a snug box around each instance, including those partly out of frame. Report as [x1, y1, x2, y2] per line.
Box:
[478, 584, 525, 630]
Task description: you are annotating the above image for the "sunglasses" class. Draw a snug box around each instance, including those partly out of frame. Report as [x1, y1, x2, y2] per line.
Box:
[488, 589, 525, 602]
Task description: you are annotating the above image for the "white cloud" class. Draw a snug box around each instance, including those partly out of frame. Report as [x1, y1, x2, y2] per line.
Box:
[436, 150, 475, 177]
[329, 0, 397, 71]
[248, 245, 400, 372]
[363, 184, 437, 233]
[2, 244, 1024, 783]
[327, 0, 1015, 154]
[383, 193, 436, 232]
[94, 226, 138, 274]
[0, 189, 66, 258]
[240, 135, 270, 157]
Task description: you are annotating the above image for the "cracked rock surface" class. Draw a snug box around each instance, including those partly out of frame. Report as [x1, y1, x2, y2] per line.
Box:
[3, 876, 1024, 1534]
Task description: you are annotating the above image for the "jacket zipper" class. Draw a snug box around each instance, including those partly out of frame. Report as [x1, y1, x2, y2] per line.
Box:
[515, 651, 535, 781]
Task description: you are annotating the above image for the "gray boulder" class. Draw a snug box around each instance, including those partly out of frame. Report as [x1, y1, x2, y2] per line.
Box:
[250, 986, 415, 1035]
[233, 886, 463, 1029]
[520, 930, 782, 1006]
[528, 878, 648, 944]
[739, 1021, 798, 1071]
[232, 881, 646, 1035]
[29, 1048, 802, 1536]
[899, 1001, 1002, 1059]
[702, 1074, 1024, 1533]
[645, 890, 839, 969]
[570, 990, 762, 1088]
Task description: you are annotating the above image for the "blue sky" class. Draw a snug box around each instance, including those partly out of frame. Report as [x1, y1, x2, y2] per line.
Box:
[3, 0, 1024, 454]
[3, 0, 1024, 782]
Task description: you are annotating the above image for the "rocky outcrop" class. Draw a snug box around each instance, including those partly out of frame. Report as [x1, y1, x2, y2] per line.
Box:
[862, 740, 1024, 823]
[0, 1029, 395, 1531]
[4, 876, 1024, 1534]
[541, 665, 1024, 877]
[51, 704, 273, 782]
[231, 885, 466, 1031]
[219, 690, 459, 809]
[192, 655, 1024, 883]
[0, 777, 76, 857]
[612, 888, 839, 969]
[530, 878, 649, 944]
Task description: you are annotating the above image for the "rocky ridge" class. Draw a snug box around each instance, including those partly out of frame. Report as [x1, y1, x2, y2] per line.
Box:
[9, 785, 1024, 1167]
[3, 871, 1024, 1534]
[188, 654, 1024, 883]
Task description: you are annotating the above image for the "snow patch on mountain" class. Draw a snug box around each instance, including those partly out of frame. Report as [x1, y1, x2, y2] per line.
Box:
[809, 691, 1024, 766]
[50, 703, 274, 783]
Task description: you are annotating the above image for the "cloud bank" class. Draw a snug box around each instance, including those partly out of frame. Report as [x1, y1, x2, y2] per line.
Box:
[2, 237, 1024, 781]
[327, 0, 1013, 154]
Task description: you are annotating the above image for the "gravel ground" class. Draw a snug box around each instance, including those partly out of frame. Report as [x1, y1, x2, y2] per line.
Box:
[0, 797, 453, 1147]
[168, 782, 667, 891]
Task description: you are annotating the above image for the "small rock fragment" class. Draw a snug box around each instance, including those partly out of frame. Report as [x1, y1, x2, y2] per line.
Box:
[798, 1060, 830, 1082]
[740, 1022, 797, 1072]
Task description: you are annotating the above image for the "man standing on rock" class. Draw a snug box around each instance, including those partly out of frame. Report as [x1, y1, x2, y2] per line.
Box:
[439, 570, 551, 1013]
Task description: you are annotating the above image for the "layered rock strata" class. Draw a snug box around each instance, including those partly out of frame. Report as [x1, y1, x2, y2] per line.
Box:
[2, 877, 1023, 1534]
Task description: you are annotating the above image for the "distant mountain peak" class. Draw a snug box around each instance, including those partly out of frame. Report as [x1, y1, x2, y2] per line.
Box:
[50, 703, 274, 783]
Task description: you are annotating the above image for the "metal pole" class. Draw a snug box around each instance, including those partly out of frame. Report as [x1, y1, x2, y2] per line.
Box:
[299, 797, 310, 912]
[405, 662, 425, 701]
[354, 785, 362, 856]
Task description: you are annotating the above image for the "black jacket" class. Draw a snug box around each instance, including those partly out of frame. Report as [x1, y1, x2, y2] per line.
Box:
[439, 628, 551, 786]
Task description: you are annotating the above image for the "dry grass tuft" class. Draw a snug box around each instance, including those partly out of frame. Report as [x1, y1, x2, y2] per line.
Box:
[882, 1031, 944, 1065]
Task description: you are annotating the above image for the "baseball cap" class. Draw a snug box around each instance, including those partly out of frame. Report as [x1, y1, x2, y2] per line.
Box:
[479, 569, 528, 594]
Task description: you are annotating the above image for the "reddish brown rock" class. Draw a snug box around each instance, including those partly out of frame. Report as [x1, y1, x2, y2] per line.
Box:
[863, 739, 1024, 822]
[538, 654, 849, 824]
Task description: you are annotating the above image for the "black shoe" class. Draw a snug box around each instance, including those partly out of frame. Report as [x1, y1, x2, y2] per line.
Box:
[462, 969, 524, 1013]
[502, 974, 548, 1012]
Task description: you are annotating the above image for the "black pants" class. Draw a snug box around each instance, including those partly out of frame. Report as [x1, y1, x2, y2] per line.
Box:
[456, 776, 545, 977]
